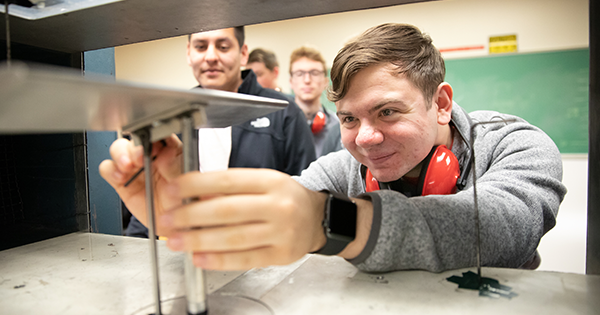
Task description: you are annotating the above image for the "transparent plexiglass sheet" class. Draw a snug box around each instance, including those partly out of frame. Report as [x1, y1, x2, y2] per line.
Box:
[0, 63, 287, 134]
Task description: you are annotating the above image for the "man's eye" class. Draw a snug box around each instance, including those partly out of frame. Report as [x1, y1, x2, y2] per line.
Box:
[381, 108, 395, 116]
[219, 45, 230, 51]
[342, 117, 356, 124]
[195, 45, 206, 51]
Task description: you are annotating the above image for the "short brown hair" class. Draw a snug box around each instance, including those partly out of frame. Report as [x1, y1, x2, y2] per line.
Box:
[289, 46, 327, 75]
[248, 48, 279, 71]
[328, 23, 445, 108]
[188, 26, 245, 49]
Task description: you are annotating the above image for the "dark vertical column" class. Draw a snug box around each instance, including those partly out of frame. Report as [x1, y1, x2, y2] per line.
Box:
[0, 43, 88, 250]
[587, 0, 600, 275]
[83, 47, 122, 236]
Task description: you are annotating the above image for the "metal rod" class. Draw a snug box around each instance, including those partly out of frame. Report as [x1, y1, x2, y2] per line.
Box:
[469, 132, 482, 280]
[181, 114, 208, 315]
[5, 0, 11, 66]
[469, 118, 517, 286]
[139, 128, 162, 315]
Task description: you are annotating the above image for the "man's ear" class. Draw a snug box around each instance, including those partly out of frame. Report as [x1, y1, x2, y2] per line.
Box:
[240, 44, 249, 67]
[435, 82, 453, 125]
[273, 66, 279, 78]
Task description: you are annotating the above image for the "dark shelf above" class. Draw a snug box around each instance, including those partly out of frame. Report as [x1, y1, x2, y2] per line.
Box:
[0, 0, 433, 53]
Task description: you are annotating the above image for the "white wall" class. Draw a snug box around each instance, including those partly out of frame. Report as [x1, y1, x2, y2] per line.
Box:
[114, 0, 590, 274]
[115, 0, 589, 92]
[115, 36, 196, 89]
[244, 0, 588, 94]
[537, 156, 588, 274]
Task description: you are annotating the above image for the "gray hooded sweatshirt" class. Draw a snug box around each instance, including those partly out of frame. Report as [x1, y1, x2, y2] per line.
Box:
[294, 103, 567, 273]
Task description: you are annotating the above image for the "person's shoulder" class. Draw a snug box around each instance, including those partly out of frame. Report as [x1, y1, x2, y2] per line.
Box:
[453, 102, 532, 133]
[468, 110, 526, 123]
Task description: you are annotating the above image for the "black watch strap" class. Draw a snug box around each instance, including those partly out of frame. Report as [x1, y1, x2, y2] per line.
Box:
[314, 191, 357, 256]
[316, 236, 351, 255]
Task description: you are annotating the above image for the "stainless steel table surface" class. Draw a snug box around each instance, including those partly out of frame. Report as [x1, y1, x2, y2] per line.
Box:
[1, 232, 599, 315]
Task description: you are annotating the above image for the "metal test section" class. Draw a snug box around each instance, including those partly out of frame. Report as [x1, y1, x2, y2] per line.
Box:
[0, 62, 288, 314]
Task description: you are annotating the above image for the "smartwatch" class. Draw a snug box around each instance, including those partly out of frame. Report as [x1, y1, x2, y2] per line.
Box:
[314, 191, 357, 255]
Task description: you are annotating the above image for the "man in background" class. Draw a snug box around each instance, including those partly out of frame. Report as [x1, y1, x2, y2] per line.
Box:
[105, 23, 566, 272]
[124, 26, 316, 237]
[290, 46, 342, 157]
[247, 48, 281, 91]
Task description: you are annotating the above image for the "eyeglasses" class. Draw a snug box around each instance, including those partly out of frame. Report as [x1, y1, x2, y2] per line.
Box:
[291, 70, 325, 79]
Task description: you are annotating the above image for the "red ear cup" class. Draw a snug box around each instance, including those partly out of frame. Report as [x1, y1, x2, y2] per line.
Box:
[311, 112, 326, 134]
[363, 145, 460, 196]
[365, 168, 380, 192]
[420, 145, 460, 196]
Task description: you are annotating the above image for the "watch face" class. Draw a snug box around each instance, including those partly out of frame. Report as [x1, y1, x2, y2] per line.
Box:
[327, 196, 357, 241]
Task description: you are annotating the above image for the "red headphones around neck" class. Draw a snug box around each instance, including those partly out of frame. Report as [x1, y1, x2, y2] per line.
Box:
[309, 111, 326, 134]
[365, 145, 461, 196]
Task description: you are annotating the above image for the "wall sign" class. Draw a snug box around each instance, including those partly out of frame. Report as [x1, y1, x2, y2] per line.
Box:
[489, 35, 518, 54]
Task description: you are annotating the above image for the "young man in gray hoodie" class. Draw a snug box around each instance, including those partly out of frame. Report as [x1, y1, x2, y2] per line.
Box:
[100, 23, 566, 273]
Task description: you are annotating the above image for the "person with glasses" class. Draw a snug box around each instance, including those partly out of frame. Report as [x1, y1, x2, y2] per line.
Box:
[290, 46, 343, 157]
[101, 23, 565, 273]
[122, 27, 316, 238]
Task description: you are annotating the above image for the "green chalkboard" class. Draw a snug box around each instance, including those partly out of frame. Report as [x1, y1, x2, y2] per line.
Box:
[445, 48, 589, 153]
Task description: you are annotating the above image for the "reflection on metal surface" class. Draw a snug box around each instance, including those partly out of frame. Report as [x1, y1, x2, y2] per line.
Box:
[0, 62, 287, 134]
[131, 294, 274, 315]
[214, 255, 310, 300]
[0, 0, 124, 20]
[447, 271, 518, 299]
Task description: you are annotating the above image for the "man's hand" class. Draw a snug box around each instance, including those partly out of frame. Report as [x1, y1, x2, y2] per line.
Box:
[100, 136, 373, 271]
[159, 169, 328, 270]
[98, 134, 183, 236]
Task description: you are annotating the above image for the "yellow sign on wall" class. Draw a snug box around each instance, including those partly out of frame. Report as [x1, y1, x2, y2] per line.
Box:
[489, 35, 518, 54]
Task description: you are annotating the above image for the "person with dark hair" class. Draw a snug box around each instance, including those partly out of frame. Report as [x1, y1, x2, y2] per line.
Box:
[102, 23, 565, 273]
[186, 27, 315, 174]
[289, 46, 342, 157]
[247, 48, 281, 91]
[123, 26, 316, 237]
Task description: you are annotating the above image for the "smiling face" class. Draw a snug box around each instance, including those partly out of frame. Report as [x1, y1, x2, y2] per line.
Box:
[187, 28, 248, 92]
[336, 63, 452, 182]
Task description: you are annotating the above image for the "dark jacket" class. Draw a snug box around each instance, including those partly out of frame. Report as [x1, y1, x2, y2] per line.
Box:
[125, 70, 316, 238]
[229, 70, 316, 173]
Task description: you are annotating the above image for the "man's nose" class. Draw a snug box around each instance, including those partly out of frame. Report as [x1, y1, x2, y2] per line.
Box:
[355, 123, 384, 147]
[205, 45, 218, 62]
[302, 72, 312, 83]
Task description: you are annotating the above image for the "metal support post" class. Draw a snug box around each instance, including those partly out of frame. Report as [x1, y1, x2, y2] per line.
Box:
[135, 127, 162, 315]
[180, 113, 208, 315]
